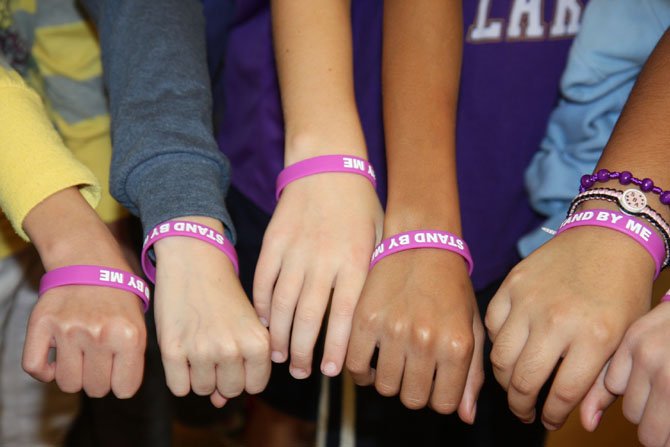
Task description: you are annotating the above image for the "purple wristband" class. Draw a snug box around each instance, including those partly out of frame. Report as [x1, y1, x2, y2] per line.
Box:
[141, 221, 239, 283]
[557, 209, 664, 278]
[369, 230, 474, 275]
[276, 155, 377, 200]
[39, 265, 151, 312]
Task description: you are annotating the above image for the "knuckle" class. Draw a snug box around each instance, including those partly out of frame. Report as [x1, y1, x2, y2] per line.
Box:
[346, 357, 368, 376]
[375, 380, 398, 397]
[400, 394, 428, 411]
[332, 299, 357, 320]
[510, 374, 535, 396]
[490, 348, 510, 374]
[410, 326, 435, 352]
[635, 343, 658, 370]
[272, 296, 295, 315]
[384, 318, 409, 340]
[357, 309, 381, 333]
[430, 398, 458, 415]
[587, 320, 615, 345]
[444, 334, 474, 361]
[552, 384, 581, 406]
[295, 306, 322, 327]
[161, 344, 186, 364]
[219, 344, 242, 363]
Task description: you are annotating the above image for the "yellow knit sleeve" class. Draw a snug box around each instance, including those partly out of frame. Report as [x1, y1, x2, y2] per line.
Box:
[0, 66, 101, 240]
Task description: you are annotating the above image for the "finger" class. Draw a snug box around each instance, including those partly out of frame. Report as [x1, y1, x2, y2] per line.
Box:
[638, 380, 670, 447]
[321, 267, 367, 377]
[484, 280, 513, 341]
[111, 348, 145, 399]
[542, 344, 611, 431]
[22, 320, 56, 383]
[253, 242, 283, 328]
[374, 338, 405, 398]
[210, 390, 229, 408]
[621, 365, 651, 425]
[399, 353, 436, 411]
[604, 338, 634, 395]
[456, 317, 485, 424]
[54, 337, 84, 393]
[489, 306, 529, 390]
[82, 348, 113, 398]
[269, 263, 304, 363]
[241, 335, 271, 394]
[508, 330, 566, 424]
[580, 363, 617, 432]
[162, 350, 191, 397]
[346, 309, 378, 386]
[215, 357, 245, 398]
[289, 271, 332, 379]
[189, 356, 217, 396]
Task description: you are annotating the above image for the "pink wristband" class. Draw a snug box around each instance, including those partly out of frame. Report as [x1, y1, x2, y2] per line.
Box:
[369, 230, 474, 275]
[141, 220, 239, 283]
[39, 265, 151, 312]
[662, 292, 670, 303]
[557, 209, 664, 279]
[276, 155, 377, 199]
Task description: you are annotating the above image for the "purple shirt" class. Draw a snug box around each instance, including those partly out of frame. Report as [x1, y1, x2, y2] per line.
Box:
[209, 0, 587, 290]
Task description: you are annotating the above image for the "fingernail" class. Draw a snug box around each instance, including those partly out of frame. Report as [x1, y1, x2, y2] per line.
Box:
[591, 411, 603, 430]
[271, 351, 285, 363]
[290, 367, 309, 379]
[259, 317, 269, 327]
[322, 362, 338, 376]
[542, 420, 559, 431]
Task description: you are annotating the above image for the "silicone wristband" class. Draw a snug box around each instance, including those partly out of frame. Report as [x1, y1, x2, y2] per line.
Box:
[276, 155, 377, 199]
[557, 209, 664, 278]
[141, 220, 239, 283]
[40, 265, 151, 312]
[369, 230, 474, 275]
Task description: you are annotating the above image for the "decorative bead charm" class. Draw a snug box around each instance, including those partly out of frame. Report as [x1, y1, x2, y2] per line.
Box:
[660, 191, 670, 205]
[641, 178, 655, 192]
[621, 189, 648, 213]
[619, 171, 633, 185]
[597, 169, 610, 182]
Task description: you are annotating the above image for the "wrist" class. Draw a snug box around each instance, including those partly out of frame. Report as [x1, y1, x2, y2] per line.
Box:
[383, 208, 462, 239]
[24, 188, 128, 271]
[284, 130, 368, 166]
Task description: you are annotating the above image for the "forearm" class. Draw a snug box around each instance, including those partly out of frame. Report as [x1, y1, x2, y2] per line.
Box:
[382, 0, 463, 235]
[23, 187, 128, 272]
[589, 30, 670, 221]
[81, 0, 235, 239]
[271, 0, 367, 163]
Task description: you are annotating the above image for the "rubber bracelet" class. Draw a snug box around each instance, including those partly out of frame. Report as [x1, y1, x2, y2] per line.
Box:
[369, 230, 474, 275]
[276, 155, 377, 200]
[141, 220, 239, 283]
[557, 209, 664, 278]
[39, 265, 151, 312]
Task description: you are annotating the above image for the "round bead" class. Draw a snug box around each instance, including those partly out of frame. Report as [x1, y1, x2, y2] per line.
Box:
[596, 169, 610, 182]
[619, 171, 633, 185]
[661, 191, 670, 205]
[641, 178, 654, 192]
[580, 174, 594, 189]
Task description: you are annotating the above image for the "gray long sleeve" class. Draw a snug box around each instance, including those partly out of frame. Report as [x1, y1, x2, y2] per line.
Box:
[81, 0, 235, 241]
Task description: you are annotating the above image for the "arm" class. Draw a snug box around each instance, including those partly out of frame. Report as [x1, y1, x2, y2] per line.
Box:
[485, 12, 670, 433]
[80, 0, 270, 407]
[255, 0, 382, 378]
[0, 60, 144, 398]
[345, 0, 481, 423]
[580, 29, 670, 446]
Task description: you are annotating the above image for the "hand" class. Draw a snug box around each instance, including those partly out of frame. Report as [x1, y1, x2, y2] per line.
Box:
[346, 249, 483, 423]
[153, 218, 271, 408]
[21, 187, 147, 398]
[486, 226, 653, 430]
[254, 174, 382, 379]
[582, 302, 670, 446]
[23, 285, 146, 398]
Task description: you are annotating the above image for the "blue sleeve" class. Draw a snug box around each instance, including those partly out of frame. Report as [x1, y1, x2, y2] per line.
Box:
[518, 0, 670, 257]
[81, 0, 236, 241]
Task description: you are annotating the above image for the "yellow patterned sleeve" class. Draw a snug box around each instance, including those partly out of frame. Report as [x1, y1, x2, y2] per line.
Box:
[0, 66, 101, 240]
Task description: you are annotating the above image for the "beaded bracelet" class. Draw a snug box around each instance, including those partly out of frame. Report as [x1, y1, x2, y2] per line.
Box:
[568, 188, 670, 267]
[580, 169, 670, 205]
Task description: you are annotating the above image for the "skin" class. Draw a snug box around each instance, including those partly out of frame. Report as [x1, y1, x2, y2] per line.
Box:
[486, 29, 670, 433]
[258, 0, 383, 380]
[345, 0, 482, 423]
[579, 30, 670, 447]
[22, 187, 146, 399]
[152, 216, 271, 408]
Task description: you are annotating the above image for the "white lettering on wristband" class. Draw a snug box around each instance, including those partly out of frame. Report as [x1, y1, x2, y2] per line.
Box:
[561, 210, 652, 241]
[342, 156, 376, 179]
[98, 269, 151, 298]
